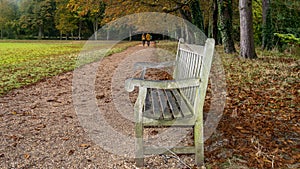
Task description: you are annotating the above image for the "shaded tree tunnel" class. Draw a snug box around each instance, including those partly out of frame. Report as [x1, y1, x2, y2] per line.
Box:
[126, 33, 174, 41]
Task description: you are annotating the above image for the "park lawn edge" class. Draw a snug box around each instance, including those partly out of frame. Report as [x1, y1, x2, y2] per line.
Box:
[0, 40, 140, 96]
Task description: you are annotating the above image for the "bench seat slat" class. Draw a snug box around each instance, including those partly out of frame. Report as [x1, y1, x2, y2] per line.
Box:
[143, 88, 193, 120]
[171, 89, 193, 118]
[144, 89, 152, 113]
[150, 89, 161, 117]
[165, 90, 182, 119]
[144, 89, 161, 119]
[157, 89, 173, 120]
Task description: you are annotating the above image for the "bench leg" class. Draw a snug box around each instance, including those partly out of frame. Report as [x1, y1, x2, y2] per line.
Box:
[135, 121, 144, 167]
[194, 122, 204, 166]
[134, 88, 147, 167]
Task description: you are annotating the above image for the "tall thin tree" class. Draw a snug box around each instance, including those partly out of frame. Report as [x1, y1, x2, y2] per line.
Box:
[213, 0, 219, 45]
[239, 0, 257, 59]
[190, 0, 204, 32]
[218, 0, 236, 53]
[262, 0, 273, 50]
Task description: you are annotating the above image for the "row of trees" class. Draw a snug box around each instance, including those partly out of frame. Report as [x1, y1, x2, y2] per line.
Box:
[0, 0, 299, 58]
[0, 0, 106, 40]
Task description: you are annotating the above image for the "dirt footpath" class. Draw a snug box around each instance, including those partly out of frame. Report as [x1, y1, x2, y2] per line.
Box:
[0, 44, 196, 169]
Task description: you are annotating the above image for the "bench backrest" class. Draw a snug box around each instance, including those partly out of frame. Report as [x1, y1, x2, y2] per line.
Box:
[173, 38, 215, 114]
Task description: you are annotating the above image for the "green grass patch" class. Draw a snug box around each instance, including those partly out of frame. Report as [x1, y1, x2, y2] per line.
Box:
[156, 40, 178, 54]
[0, 40, 139, 96]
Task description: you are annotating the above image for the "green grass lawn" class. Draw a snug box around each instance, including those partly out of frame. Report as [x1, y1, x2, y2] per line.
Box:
[0, 40, 139, 95]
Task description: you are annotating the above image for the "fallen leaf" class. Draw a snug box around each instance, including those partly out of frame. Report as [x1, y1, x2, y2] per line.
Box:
[236, 126, 243, 130]
[62, 137, 69, 141]
[68, 150, 75, 155]
[24, 154, 30, 159]
[80, 144, 90, 149]
[240, 130, 250, 134]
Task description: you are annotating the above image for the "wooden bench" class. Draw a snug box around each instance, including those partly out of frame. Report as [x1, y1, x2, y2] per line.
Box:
[125, 38, 215, 167]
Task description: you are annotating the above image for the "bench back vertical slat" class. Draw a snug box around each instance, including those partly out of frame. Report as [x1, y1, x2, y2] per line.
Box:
[172, 39, 214, 115]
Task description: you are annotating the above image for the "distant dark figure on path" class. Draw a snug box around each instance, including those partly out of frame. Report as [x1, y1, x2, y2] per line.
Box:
[146, 33, 151, 47]
[141, 33, 146, 46]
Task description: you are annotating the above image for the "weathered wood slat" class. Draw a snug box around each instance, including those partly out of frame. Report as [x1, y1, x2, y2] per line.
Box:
[171, 89, 193, 118]
[125, 78, 200, 92]
[150, 89, 161, 119]
[143, 87, 197, 121]
[157, 89, 173, 120]
[188, 54, 196, 99]
[144, 89, 152, 112]
[165, 90, 182, 119]
[144, 89, 160, 120]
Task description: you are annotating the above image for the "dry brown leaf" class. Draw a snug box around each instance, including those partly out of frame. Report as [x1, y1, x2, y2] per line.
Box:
[62, 137, 69, 141]
[68, 150, 75, 155]
[24, 154, 30, 159]
[235, 126, 243, 130]
[80, 144, 90, 149]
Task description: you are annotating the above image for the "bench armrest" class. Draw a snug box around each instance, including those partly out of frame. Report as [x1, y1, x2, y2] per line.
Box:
[125, 78, 200, 92]
[134, 61, 175, 79]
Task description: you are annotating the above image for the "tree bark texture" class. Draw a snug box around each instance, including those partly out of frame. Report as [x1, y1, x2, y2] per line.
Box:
[38, 25, 43, 40]
[239, 0, 257, 59]
[93, 18, 99, 40]
[218, 0, 236, 53]
[213, 0, 220, 45]
[189, 0, 204, 32]
[262, 0, 273, 50]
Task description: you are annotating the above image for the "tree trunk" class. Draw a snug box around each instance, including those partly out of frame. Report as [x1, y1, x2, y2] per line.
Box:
[174, 30, 177, 40]
[1, 28, 3, 39]
[93, 18, 99, 40]
[179, 9, 190, 42]
[213, 0, 219, 45]
[78, 20, 82, 40]
[184, 21, 190, 43]
[218, 0, 236, 53]
[208, 1, 213, 38]
[106, 29, 110, 40]
[262, 0, 273, 50]
[239, 0, 257, 59]
[189, 0, 204, 32]
[181, 22, 184, 39]
[129, 28, 132, 41]
[38, 25, 43, 40]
